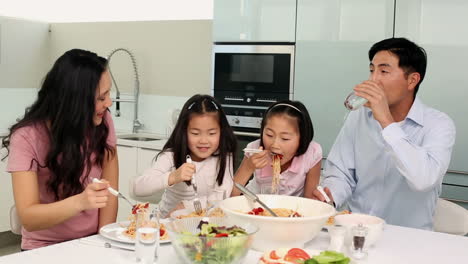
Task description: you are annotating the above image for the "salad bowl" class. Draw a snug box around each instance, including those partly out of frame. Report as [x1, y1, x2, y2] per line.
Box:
[166, 217, 258, 264]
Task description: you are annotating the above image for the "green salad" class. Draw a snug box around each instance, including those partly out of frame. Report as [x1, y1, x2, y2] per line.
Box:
[304, 251, 350, 264]
[174, 222, 250, 264]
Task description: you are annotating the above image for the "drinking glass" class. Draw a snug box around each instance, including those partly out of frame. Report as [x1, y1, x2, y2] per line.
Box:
[260, 184, 280, 195]
[135, 208, 160, 264]
[344, 92, 367, 110]
[207, 189, 226, 207]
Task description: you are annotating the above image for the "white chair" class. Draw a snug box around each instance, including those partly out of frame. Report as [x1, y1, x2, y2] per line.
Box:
[9, 205, 22, 235]
[433, 198, 468, 236]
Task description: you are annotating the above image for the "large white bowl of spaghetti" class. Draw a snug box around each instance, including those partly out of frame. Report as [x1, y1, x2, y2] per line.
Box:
[219, 195, 335, 251]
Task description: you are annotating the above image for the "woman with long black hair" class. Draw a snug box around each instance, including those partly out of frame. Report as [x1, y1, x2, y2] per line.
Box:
[2, 49, 118, 250]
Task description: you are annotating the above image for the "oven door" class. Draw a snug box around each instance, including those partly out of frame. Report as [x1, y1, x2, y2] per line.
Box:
[213, 44, 295, 95]
[234, 131, 260, 170]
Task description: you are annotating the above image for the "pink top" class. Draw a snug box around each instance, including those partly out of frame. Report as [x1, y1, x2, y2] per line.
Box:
[6, 111, 116, 250]
[245, 139, 322, 196]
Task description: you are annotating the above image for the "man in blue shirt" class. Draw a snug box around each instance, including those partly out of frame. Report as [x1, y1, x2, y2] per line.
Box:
[313, 38, 456, 230]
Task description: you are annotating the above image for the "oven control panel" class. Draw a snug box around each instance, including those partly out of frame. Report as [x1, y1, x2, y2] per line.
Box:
[226, 115, 262, 129]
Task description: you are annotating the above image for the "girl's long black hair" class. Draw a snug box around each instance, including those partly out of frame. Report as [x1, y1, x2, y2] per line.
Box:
[160, 94, 237, 186]
[1, 49, 115, 201]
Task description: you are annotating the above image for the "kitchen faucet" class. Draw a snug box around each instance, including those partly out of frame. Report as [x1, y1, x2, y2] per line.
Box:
[107, 48, 142, 133]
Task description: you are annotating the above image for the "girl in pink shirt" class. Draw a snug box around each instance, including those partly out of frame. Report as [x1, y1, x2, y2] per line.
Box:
[2, 49, 118, 250]
[233, 100, 322, 198]
[134, 94, 237, 217]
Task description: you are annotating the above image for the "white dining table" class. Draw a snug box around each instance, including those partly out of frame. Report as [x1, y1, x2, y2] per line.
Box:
[1, 224, 467, 264]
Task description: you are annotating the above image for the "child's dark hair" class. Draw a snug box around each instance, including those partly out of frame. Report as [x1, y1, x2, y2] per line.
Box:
[160, 94, 237, 186]
[259, 100, 314, 156]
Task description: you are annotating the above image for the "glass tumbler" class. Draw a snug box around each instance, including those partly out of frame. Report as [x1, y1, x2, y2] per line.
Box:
[135, 208, 160, 264]
[344, 91, 368, 110]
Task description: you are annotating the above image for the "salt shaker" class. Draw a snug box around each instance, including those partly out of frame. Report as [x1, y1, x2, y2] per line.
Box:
[350, 223, 368, 260]
[344, 92, 368, 110]
[327, 225, 346, 252]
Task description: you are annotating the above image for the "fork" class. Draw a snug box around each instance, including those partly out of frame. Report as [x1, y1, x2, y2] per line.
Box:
[186, 155, 203, 215]
[92, 178, 136, 209]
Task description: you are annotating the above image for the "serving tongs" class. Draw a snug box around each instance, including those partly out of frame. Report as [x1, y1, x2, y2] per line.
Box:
[234, 183, 278, 217]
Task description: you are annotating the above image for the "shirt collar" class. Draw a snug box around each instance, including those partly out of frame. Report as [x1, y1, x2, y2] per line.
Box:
[287, 155, 301, 174]
[366, 96, 425, 126]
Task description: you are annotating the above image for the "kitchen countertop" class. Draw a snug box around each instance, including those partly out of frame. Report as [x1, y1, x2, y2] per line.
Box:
[0, 129, 167, 150]
[116, 132, 167, 150]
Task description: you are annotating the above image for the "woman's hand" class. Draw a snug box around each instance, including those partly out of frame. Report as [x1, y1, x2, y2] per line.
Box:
[168, 163, 196, 186]
[76, 181, 110, 211]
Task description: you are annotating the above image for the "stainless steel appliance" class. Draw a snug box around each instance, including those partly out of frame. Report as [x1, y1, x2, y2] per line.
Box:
[212, 44, 295, 136]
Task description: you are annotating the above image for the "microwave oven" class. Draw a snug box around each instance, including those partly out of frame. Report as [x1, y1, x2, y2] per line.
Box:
[212, 44, 295, 134]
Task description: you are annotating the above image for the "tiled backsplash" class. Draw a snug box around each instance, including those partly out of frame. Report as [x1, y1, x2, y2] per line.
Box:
[0, 88, 189, 137]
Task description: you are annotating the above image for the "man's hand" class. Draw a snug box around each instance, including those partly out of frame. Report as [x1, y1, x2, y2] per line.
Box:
[311, 186, 335, 206]
[354, 80, 394, 128]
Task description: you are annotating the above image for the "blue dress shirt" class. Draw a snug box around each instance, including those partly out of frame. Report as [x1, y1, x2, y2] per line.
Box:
[322, 97, 456, 230]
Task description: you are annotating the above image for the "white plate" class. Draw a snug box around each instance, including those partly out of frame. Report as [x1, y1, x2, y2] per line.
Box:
[259, 248, 355, 263]
[99, 219, 171, 244]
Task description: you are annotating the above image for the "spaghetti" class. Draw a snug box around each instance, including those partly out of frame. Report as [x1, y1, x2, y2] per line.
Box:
[271, 154, 283, 193]
[246, 207, 302, 217]
[122, 203, 169, 241]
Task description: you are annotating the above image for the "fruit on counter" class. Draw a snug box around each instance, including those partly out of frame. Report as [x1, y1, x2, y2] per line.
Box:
[259, 248, 310, 264]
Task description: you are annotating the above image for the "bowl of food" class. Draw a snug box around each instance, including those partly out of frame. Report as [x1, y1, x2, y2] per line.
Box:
[334, 213, 385, 248]
[219, 195, 336, 251]
[166, 217, 258, 264]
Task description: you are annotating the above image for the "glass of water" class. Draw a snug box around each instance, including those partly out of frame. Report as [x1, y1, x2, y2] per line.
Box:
[136, 208, 160, 264]
[260, 184, 280, 195]
[344, 91, 368, 111]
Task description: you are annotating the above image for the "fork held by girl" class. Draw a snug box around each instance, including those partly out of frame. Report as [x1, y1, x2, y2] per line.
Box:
[133, 94, 237, 217]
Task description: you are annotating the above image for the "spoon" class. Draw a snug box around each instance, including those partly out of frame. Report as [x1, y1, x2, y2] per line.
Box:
[235, 183, 278, 217]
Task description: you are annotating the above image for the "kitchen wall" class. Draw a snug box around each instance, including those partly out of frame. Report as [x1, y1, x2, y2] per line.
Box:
[49, 20, 212, 135]
[0, 19, 213, 135]
[0, 16, 50, 132]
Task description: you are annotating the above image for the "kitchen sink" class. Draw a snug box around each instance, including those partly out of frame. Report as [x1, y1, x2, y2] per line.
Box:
[118, 135, 162, 141]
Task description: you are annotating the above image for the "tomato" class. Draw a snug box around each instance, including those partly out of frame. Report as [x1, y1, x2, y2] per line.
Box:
[160, 228, 165, 237]
[284, 248, 310, 262]
[215, 233, 229, 237]
[269, 250, 281, 260]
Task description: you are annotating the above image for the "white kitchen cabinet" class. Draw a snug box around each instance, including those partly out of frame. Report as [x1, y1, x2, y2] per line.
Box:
[394, 0, 468, 209]
[0, 147, 14, 232]
[116, 145, 137, 222]
[116, 144, 163, 221]
[213, 0, 297, 42]
[134, 147, 164, 205]
[294, 0, 394, 155]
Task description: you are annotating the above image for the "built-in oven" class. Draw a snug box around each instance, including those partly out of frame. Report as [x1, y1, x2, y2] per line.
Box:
[211, 44, 295, 168]
[212, 44, 295, 132]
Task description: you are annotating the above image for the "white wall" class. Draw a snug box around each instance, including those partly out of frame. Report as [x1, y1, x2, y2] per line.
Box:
[0, 16, 50, 133]
[48, 20, 213, 134]
[49, 20, 213, 96]
[0, 0, 213, 22]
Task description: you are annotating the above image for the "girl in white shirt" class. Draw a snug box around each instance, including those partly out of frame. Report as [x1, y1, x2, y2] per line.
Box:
[134, 94, 237, 217]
